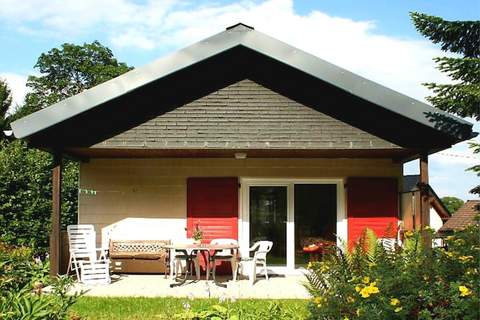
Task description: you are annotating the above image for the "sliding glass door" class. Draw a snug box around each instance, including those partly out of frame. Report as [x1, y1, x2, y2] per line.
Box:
[241, 179, 343, 272]
[249, 186, 288, 266]
[294, 184, 337, 267]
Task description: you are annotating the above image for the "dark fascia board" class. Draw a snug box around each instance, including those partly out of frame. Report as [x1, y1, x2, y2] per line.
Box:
[11, 23, 475, 145]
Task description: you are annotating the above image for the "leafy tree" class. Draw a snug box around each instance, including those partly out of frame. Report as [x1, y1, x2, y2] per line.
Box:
[441, 196, 465, 214]
[1, 41, 131, 252]
[12, 41, 132, 120]
[411, 12, 480, 194]
[0, 79, 12, 140]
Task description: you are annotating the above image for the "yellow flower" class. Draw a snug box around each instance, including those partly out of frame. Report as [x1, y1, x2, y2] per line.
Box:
[355, 285, 362, 292]
[445, 251, 454, 258]
[446, 235, 455, 241]
[307, 262, 313, 269]
[343, 317, 349, 320]
[356, 309, 361, 316]
[394, 307, 403, 313]
[359, 283, 380, 298]
[405, 231, 414, 237]
[314, 297, 323, 304]
[368, 285, 379, 294]
[390, 298, 400, 306]
[459, 286, 472, 297]
[459, 255, 474, 263]
[347, 296, 355, 303]
[362, 276, 370, 284]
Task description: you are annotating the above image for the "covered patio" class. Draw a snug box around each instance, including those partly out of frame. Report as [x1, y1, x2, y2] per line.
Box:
[10, 23, 475, 286]
[69, 274, 309, 299]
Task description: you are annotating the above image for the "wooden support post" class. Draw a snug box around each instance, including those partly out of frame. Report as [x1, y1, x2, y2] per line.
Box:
[419, 153, 432, 248]
[50, 154, 62, 277]
[419, 153, 430, 229]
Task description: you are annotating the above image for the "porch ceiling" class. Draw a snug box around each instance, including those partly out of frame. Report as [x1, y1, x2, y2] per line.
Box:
[11, 23, 476, 157]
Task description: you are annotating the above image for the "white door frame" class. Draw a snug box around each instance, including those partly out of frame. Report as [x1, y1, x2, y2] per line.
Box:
[239, 178, 346, 274]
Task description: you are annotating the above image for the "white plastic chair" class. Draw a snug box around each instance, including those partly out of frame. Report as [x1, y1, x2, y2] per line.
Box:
[79, 260, 111, 285]
[170, 238, 201, 280]
[208, 238, 239, 281]
[239, 241, 273, 285]
[67, 225, 107, 282]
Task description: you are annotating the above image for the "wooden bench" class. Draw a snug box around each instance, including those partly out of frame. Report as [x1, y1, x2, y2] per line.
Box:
[109, 240, 170, 275]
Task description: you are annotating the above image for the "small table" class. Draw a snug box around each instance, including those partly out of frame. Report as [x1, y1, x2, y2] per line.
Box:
[163, 243, 239, 288]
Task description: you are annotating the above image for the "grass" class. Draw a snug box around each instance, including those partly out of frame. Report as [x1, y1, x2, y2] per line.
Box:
[71, 296, 310, 319]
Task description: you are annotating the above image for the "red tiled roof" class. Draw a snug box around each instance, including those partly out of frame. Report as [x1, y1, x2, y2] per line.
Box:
[439, 200, 480, 232]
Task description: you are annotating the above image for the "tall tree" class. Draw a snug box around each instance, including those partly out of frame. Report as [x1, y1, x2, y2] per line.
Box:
[441, 196, 465, 214]
[0, 78, 12, 140]
[1, 41, 131, 252]
[13, 41, 132, 119]
[411, 12, 480, 194]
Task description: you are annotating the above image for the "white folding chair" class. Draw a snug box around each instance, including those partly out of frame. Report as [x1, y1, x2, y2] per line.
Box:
[170, 238, 200, 280]
[208, 238, 238, 281]
[67, 225, 107, 282]
[239, 241, 273, 285]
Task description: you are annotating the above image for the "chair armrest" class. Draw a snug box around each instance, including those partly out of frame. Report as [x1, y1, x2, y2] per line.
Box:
[248, 242, 260, 251]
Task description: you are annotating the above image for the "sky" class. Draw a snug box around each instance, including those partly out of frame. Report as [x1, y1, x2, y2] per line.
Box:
[0, 0, 478, 200]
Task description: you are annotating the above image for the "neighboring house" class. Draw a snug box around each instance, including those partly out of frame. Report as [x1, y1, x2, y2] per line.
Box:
[11, 23, 476, 275]
[401, 175, 450, 232]
[438, 200, 480, 235]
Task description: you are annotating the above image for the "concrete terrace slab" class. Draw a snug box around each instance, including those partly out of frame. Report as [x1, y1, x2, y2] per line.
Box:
[69, 274, 310, 299]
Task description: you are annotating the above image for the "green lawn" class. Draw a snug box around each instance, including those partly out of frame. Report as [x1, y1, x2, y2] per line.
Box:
[71, 297, 310, 319]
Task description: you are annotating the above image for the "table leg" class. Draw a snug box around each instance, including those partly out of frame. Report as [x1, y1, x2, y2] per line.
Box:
[170, 250, 191, 288]
[210, 250, 228, 288]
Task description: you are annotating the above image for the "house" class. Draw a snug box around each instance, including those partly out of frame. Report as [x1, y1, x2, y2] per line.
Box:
[438, 200, 480, 235]
[11, 23, 476, 275]
[401, 174, 450, 232]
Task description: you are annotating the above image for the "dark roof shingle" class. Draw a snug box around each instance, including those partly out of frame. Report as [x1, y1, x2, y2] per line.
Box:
[94, 80, 399, 150]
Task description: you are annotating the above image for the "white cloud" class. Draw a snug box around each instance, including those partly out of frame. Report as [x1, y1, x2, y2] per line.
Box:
[0, 73, 28, 111]
[0, 0, 451, 101]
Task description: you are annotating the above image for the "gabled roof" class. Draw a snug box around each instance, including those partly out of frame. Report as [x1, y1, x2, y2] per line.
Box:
[439, 200, 480, 233]
[11, 23, 476, 155]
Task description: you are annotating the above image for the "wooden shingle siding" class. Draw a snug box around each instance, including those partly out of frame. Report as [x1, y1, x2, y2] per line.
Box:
[94, 80, 399, 150]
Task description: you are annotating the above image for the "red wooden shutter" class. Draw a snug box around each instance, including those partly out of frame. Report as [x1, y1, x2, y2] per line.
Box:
[187, 177, 239, 242]
[347, 177, 399, 246]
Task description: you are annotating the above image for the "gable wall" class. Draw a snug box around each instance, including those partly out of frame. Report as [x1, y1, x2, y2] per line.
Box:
[94, 79, 399, 150]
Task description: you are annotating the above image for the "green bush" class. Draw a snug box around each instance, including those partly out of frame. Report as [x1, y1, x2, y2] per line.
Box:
[0, 241, 81, 319]
[0, 140, 78, 253]
[0, 275, 81, 320]
[304, 223, 479, 320]
[175, 300, 306, 320]
[0, 240, 49, 291]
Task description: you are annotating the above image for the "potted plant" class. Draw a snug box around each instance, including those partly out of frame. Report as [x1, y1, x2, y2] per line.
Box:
[192, 224, 203, 244]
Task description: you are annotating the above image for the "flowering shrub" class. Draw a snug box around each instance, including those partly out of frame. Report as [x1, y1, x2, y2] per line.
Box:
[0, 240, 81, 319]
[0, 275, 81, 320]
[0, 240, 49, 291]
[305, 223, 479, 320]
